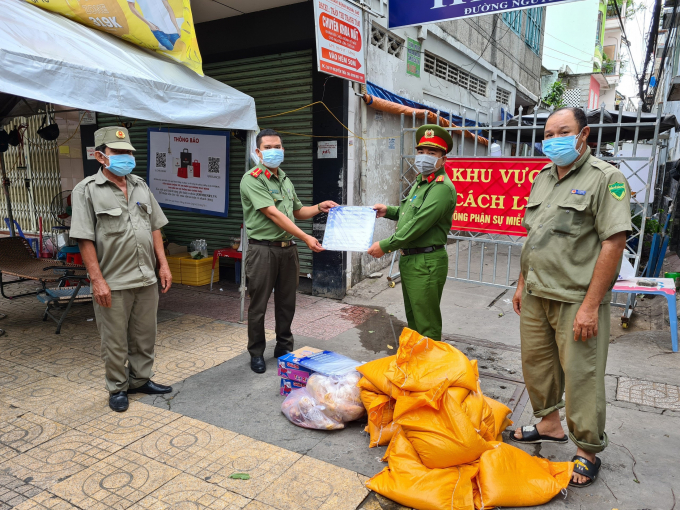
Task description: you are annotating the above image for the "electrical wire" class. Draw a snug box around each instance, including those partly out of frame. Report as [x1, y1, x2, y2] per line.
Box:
[638, 0, 662, 108]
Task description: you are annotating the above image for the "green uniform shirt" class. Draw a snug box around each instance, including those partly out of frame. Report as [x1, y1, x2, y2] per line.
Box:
[70, 170, 168, 291]
[240, 164, 303, 241]
[379, 167, 457, 253]
[520, 150, 632, 303]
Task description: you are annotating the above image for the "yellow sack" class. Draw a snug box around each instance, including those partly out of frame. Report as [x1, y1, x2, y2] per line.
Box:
[367, 429, 477, 510]
[356, 356, 409, 398]
[474, 442, 573, 508]
[395, 383, 493, 468]
[28, 0, 204, 75]
[483, 396, 513, 441]
[388, 328, 478, 392]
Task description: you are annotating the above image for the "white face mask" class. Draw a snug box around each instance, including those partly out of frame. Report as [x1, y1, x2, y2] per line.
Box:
[414, 154, 440, 175]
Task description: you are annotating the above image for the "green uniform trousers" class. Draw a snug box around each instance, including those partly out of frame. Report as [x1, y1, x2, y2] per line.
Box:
[245, 243, 299, 357]
[399, 248, 448, 341]
[520, 289, 610, 453]
[93, 283, 158, 394]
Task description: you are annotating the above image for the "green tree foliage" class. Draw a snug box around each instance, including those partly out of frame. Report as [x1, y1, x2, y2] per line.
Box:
[543, 80, 566, 108]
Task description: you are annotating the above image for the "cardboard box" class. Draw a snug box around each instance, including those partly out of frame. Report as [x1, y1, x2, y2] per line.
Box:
[280, 378, 305, 396]
[288, 350, 360, 376]
[277, 346, 323, 372]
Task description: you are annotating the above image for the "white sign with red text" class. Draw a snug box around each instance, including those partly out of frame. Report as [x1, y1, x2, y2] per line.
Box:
[314, 0, 365, 83]
[148, 129, 229, 216]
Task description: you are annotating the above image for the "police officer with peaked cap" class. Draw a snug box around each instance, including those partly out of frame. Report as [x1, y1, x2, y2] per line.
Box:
[368, 124, 457, 341]
[70, 126, 173, 412]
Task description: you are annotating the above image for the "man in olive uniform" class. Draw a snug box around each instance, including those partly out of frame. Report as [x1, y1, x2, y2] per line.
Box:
[240, 129, 338, 374]
[71, 126, 173, 413]
[510, 107, 631, 488]
[368, 124, 456, 341]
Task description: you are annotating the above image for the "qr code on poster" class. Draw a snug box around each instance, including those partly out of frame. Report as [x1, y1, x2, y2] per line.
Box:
[208, 157, 220, 173]
[155, 152, 166, 168]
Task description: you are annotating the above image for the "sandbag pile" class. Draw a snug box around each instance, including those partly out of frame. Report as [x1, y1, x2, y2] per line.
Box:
[358, 328, 573, 509]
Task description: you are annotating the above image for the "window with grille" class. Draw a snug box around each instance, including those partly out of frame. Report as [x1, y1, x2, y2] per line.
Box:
[502, 10, 522, 35]
[371, 25, 405, 59]
[496, 87, 511, 105]
[525, 8, 542, 55]
[423, 53, 488, 96]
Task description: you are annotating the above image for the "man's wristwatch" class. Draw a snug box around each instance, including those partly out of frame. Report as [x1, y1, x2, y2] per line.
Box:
[318, 203, 322, 212]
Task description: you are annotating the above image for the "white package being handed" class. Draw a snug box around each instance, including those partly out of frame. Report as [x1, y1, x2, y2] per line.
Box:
[281, 372, 366, 430]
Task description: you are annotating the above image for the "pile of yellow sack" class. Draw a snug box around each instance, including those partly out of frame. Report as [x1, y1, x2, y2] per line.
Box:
[357, 328, 573, 509]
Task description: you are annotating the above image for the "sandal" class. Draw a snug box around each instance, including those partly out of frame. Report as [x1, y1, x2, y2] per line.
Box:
[569, 455, 601, 488]
[509, 425, 568, 444]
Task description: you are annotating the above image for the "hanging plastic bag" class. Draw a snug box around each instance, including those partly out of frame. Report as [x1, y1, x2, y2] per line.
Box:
[388, 328, 478, 393]
[305, 372, 365, 422]
[366, 429, 478, 510]
[474, 442, 573, 508]
[280, 388, 343, 430]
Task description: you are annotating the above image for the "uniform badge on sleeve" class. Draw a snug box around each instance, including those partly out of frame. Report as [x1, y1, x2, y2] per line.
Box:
[608, 182, 626, 201]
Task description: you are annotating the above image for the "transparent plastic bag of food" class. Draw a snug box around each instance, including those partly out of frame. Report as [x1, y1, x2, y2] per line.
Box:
[305, 372, 366, 422]
[281, 388, 344, 430]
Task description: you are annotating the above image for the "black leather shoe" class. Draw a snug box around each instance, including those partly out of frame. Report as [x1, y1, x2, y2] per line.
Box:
[109, 391, 129, 412]
[128, 380, 172, 395]
[273, 346, 292, 358]
[251, 356, 266, 373]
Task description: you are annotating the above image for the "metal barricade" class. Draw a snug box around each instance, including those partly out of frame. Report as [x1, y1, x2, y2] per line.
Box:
[387, 104, 666, 322]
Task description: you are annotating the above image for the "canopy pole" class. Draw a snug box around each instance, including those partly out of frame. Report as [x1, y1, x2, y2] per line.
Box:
[240, 131, 254, 323]
[0, 153, 16, 237]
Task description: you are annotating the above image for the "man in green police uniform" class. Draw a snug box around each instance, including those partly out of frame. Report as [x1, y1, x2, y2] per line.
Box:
[510, 107, 631, 488]
[71, 126, 173, 413]
[240, 129, 338, 374]
[368, 124, 456, 341]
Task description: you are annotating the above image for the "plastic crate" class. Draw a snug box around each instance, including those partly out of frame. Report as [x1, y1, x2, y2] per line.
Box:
[167, 253, 190, 283]
[180, 256, 217, 286]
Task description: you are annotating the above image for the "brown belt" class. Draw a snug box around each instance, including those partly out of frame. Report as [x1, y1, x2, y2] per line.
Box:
[248, 239, 297, 248]
[400, 245, 444, 256]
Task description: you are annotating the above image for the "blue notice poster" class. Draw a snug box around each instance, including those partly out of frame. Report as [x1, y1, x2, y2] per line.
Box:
[389, 0, 584, 28]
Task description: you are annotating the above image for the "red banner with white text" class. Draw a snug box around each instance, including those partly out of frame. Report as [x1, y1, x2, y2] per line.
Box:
[445, 158, 551, 236]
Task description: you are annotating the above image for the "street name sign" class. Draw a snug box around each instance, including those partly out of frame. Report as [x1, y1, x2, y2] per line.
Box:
[389, 0, 586, 28]
[314, 0, 366, 83]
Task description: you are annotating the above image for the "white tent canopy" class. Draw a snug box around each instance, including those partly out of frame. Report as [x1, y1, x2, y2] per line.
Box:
[0, 0, 258, 130]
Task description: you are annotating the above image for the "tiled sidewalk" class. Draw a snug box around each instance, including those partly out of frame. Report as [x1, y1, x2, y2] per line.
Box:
[0, 284, 370, 510]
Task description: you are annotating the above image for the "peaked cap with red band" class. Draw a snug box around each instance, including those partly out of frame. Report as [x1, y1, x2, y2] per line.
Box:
[415, 124, 453, 154]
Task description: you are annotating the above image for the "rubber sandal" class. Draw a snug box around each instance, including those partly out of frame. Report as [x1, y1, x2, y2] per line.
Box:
[509, 425, 569, 444]
[569, 455, 601, 488]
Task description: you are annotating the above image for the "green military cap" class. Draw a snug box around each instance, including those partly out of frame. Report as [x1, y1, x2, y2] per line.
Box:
[415, 124, 453, 154]
[94, 126, 136, 151]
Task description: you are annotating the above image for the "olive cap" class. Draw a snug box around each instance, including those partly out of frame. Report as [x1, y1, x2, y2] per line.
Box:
[94, 126, 135, 151]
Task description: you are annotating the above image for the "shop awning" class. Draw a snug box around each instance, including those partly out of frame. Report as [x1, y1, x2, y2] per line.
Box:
[0, 0, 257, 130]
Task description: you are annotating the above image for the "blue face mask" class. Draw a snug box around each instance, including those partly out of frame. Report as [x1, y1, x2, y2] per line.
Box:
[260, 149, 284, 169]
[102, 153, 136, 176]
[541, 128, 585, 167]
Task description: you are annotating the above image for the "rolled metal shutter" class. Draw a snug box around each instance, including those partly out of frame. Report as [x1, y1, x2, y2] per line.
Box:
[97, 49, 314, 274]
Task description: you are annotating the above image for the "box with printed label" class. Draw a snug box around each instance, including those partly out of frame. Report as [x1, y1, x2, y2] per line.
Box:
[280, 378, 305, 396]
[278, 366, 313, 383]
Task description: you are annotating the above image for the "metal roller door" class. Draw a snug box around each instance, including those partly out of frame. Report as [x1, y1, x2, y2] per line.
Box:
[97, 49, 314, 275]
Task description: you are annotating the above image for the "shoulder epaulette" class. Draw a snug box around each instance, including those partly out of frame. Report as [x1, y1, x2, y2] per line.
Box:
[250, 167, 263, 178]
[592, 158, 617, 174]
[436, 175, 445, 183]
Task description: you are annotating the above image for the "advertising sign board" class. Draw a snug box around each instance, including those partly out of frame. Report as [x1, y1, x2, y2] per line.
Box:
[147, 128, 229, 217]
[314, 0, 365, 83]
[445, 158, 550, 236]
[389, 0, 585, 28]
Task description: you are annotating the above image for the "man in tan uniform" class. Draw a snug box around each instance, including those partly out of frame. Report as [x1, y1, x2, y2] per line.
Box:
[510, 108, 631, 488]
[71, 126, 173, 412]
